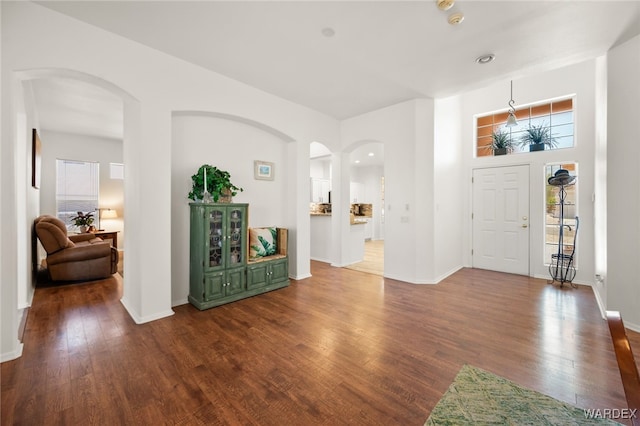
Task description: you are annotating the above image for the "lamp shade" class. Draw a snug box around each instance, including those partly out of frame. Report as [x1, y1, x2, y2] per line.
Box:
[505, 112, 518, 127]
[100, 209, 118, 219]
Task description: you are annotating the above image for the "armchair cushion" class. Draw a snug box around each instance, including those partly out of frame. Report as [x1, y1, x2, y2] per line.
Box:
[35, 215, 74, 253]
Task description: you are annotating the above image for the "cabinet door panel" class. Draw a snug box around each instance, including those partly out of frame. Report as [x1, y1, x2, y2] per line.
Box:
[226, 268, 246, 296]
[227, 207, 246, 266]
[270, 259, 289, 283]
[247, 263, 269, 289]
[204, 272, 225, 301]
[207, 208, 225, 269]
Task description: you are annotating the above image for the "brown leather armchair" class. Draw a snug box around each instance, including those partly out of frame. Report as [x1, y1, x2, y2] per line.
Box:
[35, 215, 118, 281]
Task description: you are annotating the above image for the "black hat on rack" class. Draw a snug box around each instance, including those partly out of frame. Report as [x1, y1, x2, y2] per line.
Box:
[548, 169, 576, 186]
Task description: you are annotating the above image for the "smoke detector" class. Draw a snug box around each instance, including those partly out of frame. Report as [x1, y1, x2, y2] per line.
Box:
[448, 12, 465, 25]
[437, 0, 454, 11]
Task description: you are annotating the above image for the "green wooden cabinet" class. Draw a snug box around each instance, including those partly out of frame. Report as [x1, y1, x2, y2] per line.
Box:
[247, 257, 289, 290]
[189, 203, 248, 309]
[188, 203, 289, 310]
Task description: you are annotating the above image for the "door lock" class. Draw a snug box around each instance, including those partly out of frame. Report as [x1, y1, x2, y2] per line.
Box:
[522, 224, 528, 228]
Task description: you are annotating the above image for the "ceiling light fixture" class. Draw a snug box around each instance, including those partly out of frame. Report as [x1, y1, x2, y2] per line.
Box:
[448, 12, 464, 25]
[506, 80, 518, 127]
[475, 54, 495, 64]
[368, 152, 374, 156]
[436, 0, 454, 11]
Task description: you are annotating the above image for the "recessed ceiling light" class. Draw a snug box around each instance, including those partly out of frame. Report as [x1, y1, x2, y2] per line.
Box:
[368, 152, 374, 156]
[355, 160, 361, 164]
[448, 12, 464, 25]
[436, 0, 454, 11]
[321, 27, 335, 38]
[475, 54, 496, 64]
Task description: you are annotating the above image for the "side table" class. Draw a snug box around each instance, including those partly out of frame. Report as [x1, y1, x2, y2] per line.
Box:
[93, 230, 119, 248]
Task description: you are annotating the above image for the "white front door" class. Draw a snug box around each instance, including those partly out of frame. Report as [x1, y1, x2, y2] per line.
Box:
[472, 165, 530, 275]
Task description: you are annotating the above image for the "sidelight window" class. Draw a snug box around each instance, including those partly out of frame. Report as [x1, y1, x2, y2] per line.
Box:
[544, 163, 578, 266]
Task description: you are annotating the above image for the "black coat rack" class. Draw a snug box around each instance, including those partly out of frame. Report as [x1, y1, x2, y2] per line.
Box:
[547, 169, 578, 288]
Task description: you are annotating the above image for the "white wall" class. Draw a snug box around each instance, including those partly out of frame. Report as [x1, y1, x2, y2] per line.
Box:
[342, 99, 446, 283]
[607, 34, 640, 331]
[1, 1, 339, 360]
[17, 82, 41, 311]
[39, 130, 124, 247]
[461, 60, 599, 287]
[310, 158, 330, 180]
[171, 113, 290, 306]
[434, 96, 463, 281]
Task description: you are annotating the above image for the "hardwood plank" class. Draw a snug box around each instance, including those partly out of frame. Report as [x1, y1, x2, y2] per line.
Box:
[2, 264, 639, 425]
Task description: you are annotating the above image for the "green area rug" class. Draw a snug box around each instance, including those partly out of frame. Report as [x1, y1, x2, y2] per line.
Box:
[425, 364, 622, 425]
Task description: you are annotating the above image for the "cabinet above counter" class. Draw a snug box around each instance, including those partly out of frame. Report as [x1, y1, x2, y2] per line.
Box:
[310, 178, 330, 203]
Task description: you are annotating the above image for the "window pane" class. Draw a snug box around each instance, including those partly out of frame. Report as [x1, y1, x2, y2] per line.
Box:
[56, 159, 99, 228]
[551, 123, 574, 138]
[552, 98, 573, 112]
[551, 111, 573, 126]
[555, 135, 574, 149]
[531, 103, 551, 116]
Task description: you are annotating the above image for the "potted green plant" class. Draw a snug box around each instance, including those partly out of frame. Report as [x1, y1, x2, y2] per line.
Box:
[188, 164, 243, 203]
[488, 129, 514, 156]
[519, 122, 558, 152]
[71, 211, 94, 233]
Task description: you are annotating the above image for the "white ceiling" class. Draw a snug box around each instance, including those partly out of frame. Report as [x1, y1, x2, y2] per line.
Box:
[31, 1, 640, 139]
[31, 78, 124, 140]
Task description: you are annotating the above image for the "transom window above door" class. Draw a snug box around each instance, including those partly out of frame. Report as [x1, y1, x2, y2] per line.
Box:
[476, 97, 575, 158]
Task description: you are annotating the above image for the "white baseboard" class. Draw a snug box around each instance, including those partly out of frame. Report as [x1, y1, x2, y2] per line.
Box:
[120, 297, 174, 324]
[291, 272, 312, 280]
[0, 341, 24, 363]
[625, 321, 640, 333]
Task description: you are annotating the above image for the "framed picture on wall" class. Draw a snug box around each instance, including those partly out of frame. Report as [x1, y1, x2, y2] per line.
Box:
[254, 160, 274, 181]
[32, 129, 42, 189]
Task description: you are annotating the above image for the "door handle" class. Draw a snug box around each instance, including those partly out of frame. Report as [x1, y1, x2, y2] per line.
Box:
[522, 224, 528, 228]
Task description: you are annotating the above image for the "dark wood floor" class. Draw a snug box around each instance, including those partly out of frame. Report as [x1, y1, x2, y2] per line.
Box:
[3, 262, 640, 425]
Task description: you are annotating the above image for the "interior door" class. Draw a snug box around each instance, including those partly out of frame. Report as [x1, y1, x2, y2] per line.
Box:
[472, 165, 530, 275]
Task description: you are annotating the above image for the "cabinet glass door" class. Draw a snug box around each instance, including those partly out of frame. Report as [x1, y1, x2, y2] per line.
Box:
[228, 207, 244, 266]
[208, 208, 224, 267]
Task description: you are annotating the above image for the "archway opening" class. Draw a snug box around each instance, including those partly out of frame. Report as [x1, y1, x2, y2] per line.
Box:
[343, 141, 385, 276]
